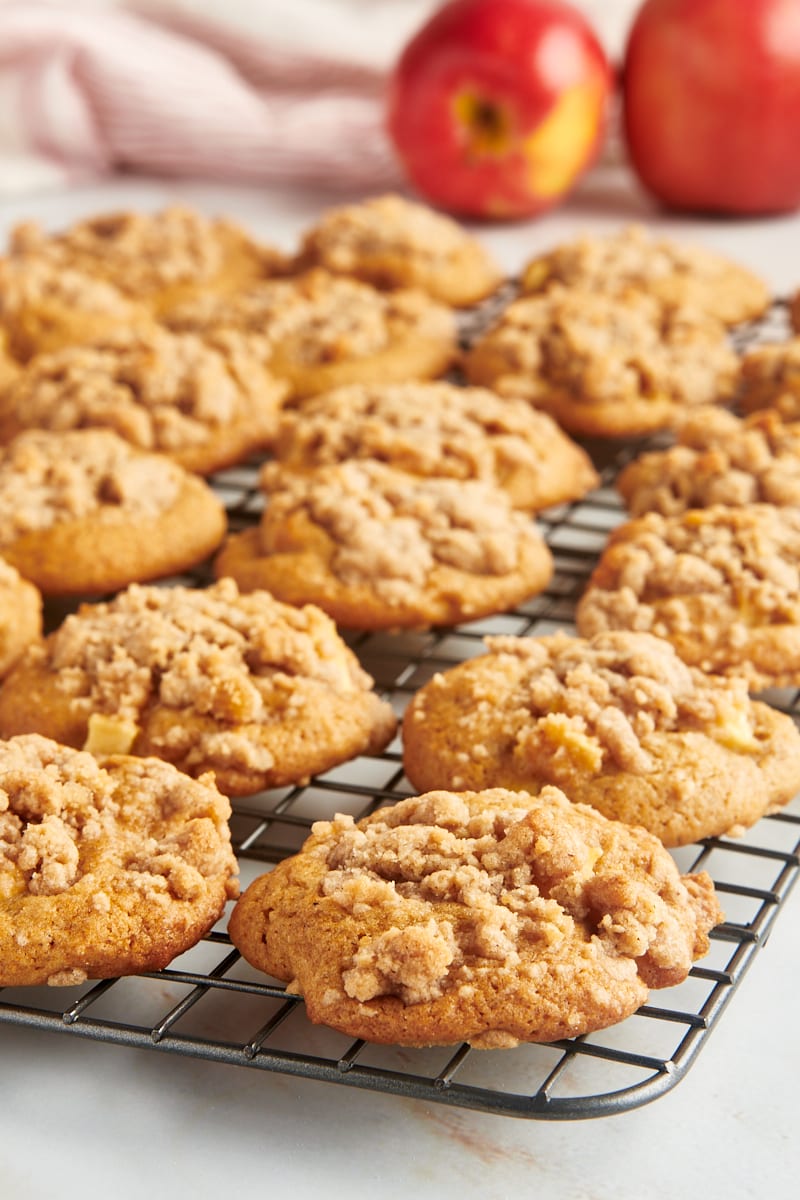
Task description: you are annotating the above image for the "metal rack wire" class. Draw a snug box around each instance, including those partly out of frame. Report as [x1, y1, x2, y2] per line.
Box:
[1, 301, 798, 1121]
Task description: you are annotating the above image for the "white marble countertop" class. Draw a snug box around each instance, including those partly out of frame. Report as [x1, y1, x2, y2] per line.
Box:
[1, 171, 799, 1199]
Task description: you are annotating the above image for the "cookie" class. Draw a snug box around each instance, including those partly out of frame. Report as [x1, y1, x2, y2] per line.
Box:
[463, 286, 739, 438]
[166, 269, 457, 399]
[738, 338, 800, 421]
[0, 579, 397, 797]
[0, 733, 239, 987]
[0, 429, 226, 596]
[9, 205, 283, 314]
[0, 326, 288, 475]
[521, 224, 770, 326]
[0, 558, 42, 677]
[0, 254, 153, 363]
[215, 460, 554, 630]
[273, 381, 599, 511]
[228, 786, 722, 1048]
[293, 193, 503, 306]
[576, 504, 800, 689]
[617, 406, 800, 516]
[402, 630, 800, 847]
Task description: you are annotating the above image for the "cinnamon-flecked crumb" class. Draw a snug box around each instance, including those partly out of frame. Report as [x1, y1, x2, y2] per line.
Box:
[228, 787, 722, 1047]
[9, 206, 280, 301]
[521, 224, 770, 325]
[260, 459, 539, 597]
[618, 406, 800, 515]
[2, 326, 285, 455]
[0, 429, 183, 540]
[0, 733, 239, 986]
[273, 380, 598, 509]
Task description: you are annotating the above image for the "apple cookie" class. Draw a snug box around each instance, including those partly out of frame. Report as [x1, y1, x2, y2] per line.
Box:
[738, 338, 800, 421]
[402, 630, 800, 847]
[0, 253, 153, 363]
[0, 428, 226, 596]
[273, 381, 599, 511]
[293, 193, 503, 306]
[0, 733, 239, 987]
[617, 406, 800, 516]
[228, 786, 722, 1048]
[9, 205, 283, 315]
[0, 326, 288, 475]
[576, 504, 800, 689]
[214, 460, 554, 630]
[0, 558, 42, 677]
[0, 579, 397, 797]
[166, 269, 457, 399]
[521, 225, 770, 326]
[463, 286, 739, 438]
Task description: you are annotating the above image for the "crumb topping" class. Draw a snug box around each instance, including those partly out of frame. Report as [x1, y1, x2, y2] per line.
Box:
[42, 578, 375, 769]
[273, 381, 575, 481]
[579, 505, 800, 641]
[260, 461, 534, 599]
[0, 255, 140, 319]
[619, 407, 800, 515]
[301, 194, 479, 271]
[0, 733, 236, 902]
[9, 206, 273, 297]
[740, 339, 800, 419]
[522, 225, 768, 321]
[311, 787, 718, 1005]
[4, 326, 282, 451]
[472, 286, 738, 408]
[431, 631, 761, 779]
[0, 430, 183, 539]
[166, 270, 454, 363]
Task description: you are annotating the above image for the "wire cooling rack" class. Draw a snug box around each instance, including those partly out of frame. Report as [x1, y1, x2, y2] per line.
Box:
[2, 301, 799, 1121]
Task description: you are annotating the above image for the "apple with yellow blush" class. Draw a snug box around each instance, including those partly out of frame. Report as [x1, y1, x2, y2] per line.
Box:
[386, 0, 613, 219]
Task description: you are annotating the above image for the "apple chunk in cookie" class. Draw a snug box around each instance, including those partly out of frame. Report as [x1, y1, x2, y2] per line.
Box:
[401, 630, 800, 847]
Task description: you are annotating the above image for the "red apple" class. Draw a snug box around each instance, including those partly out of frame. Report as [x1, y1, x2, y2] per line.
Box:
[623, 0, 800, 215]
[386, 0, 613, 219]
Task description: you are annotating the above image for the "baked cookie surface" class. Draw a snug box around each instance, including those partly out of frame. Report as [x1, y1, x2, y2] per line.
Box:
[463, 287, 739, 438]
[0, 557, 42, 677]
[215, 460, 554, 630]
[0, 579, 397, 796]
[0, 733, 238, 987]
[9, 205, 282, 313]
[576, 505, 800, 689]
[0, 254, 152, 362]
[521, 225, 770, 326]
[0, 326, 288, 475]
[617, 406, 800, 516]
[294, 193, 503, 306]
[228, 786, 722, 1048]
[0, 429, 226, 595]
[402, 631, 800, 846]
[739, 338, 800, 421]
[167, 269, 457, 399]
[273, 381, 599, 511]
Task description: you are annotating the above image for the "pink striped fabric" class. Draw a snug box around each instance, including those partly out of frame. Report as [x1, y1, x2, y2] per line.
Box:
[0, 1, 407, 195]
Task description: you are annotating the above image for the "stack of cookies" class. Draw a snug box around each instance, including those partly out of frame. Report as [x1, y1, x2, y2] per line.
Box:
[2, 196, 796, 1058]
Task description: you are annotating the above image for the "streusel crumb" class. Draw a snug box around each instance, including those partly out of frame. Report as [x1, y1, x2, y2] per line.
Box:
[228, 786, 722, 1047]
